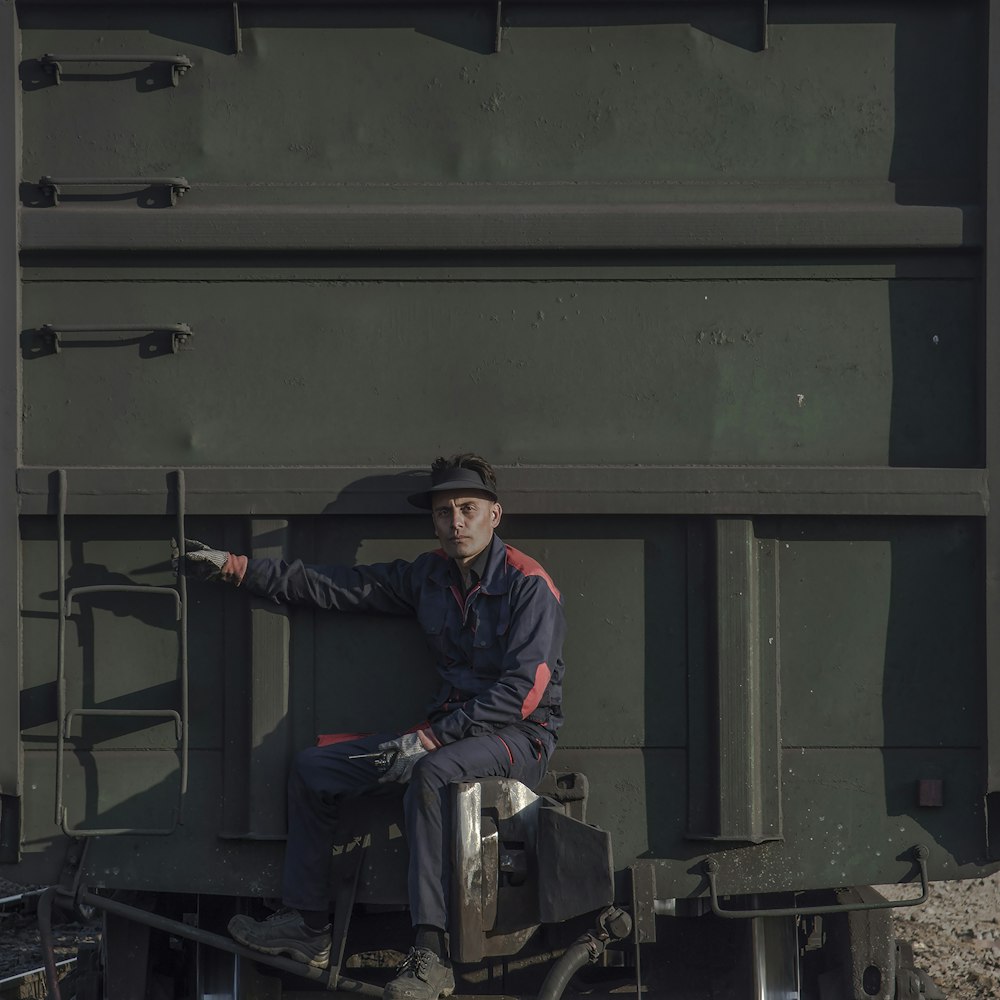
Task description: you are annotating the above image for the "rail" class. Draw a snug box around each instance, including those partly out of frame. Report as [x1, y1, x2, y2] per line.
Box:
[37, 887, 383, 997]
[0, 960, 74, 1000]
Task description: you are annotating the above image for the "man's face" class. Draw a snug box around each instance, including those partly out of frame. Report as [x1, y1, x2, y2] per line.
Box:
[432, 490, 502, 567]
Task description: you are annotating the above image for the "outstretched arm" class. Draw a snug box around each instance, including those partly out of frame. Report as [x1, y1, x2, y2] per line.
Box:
[242, 556, 416, 615]
[174, 537, 417, 615]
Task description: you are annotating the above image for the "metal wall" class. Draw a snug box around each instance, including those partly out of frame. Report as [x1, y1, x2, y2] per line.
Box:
[3, 0, 998, 903]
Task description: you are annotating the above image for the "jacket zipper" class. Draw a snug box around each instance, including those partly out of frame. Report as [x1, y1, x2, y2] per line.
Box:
[450, 582, 481, 626]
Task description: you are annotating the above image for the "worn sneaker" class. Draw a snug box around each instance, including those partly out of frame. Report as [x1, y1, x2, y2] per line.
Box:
[384, 947, 455, 1000]
[228, 908, 331, 968]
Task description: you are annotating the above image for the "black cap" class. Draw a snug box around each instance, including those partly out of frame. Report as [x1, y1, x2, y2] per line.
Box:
[407, 466, 499, 510]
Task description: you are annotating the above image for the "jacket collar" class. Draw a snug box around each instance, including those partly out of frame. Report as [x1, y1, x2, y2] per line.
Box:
[430, 533, 509, 594]
[477, 533, 509, 595]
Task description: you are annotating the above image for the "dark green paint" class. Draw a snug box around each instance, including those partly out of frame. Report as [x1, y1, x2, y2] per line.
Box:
[4, 0, 999, 923]
[9, 510, 993, 890]
[21, 276, 981, 468]
[17, 4, 981, 197]
[7, 742, 995, 898]
[772, 518, 984, 750]
[691, 519, 781, 843]
[13, 465, 991, 519]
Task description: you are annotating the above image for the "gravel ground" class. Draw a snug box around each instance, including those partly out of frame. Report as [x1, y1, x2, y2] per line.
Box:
[3, 876, 1000, 996]
[883, 873, 1000, 1000]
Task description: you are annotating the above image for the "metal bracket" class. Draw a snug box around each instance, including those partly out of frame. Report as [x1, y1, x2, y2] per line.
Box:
[630, 863, 657, 944]
[232, 2, 243, 54]
[327, 847, 365, 986]
[39, 53, 192, 86]
[40, 323, 193, 354]
[38, 176, 190, 207]
[494, 1, 504, 53]
[703, 844, 930, 918]
[760, 0, 769, 50]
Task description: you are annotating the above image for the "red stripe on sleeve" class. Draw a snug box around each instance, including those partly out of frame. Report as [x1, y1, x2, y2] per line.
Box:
[504, 546, 561, 601]
[520, 662, 552, 719]
[414, 724, 443, 748]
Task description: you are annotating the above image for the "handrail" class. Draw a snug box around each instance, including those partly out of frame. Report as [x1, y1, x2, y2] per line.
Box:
[54, 469, 190, 837]
[703, 844, 930, 918]
[46, 887, 384, 995]
[38, 176, 189, 206]
[65, 585, 182, 619]
[40, 323, 193, 354]
[39, 52, 193, 86]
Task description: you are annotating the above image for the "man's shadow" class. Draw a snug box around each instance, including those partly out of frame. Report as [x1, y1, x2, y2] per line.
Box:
[236, 470, 444, 908]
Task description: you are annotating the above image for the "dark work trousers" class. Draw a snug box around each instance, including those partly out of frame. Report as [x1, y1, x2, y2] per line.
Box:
[282, 724, 551, 930]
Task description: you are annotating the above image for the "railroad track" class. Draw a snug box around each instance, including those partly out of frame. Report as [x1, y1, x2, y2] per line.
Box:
[0, 960, 74, 1000]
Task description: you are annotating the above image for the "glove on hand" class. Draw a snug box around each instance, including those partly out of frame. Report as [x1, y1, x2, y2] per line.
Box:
[376, 731, 429, 784]
[172, 537, 231, 583]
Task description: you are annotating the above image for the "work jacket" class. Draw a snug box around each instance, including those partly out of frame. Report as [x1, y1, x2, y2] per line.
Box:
[240, 533, 565, 747]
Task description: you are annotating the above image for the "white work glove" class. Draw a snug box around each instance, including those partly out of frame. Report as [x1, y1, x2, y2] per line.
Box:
[376, 731, 429, 784]
[171, 537, 231, 583]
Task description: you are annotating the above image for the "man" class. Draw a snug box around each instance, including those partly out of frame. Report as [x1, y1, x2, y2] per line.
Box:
[176, 454, 565, 1000]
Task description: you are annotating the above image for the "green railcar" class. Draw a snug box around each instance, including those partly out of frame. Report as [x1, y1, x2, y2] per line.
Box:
[2, 2, 998, 997]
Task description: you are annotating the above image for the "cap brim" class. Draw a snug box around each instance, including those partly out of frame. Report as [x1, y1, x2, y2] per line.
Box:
[407, 479, 498, 510]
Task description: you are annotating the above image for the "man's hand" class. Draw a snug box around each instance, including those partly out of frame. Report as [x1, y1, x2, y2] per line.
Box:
[172, 537, 233, 583]
[376, 730, 435, 784]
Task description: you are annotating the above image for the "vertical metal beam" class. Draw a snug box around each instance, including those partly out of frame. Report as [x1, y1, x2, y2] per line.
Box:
[494, 1, 503, 53]
[713, 519, 780, 843]
[174, 471, 190, 807]
[687, 518, 780, 843]
[984, 0, 1000, 857]
[715, 520, 757, 838]
[0, 1, 22, 801]
[247, 518, 291, 838]
[232, 1, 243, 55]
[685, 520, 714, 837]
[220, 518, 250, 836]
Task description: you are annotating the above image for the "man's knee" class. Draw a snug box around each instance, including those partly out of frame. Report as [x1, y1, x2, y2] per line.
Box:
[405, 753, 456, 816]
[288, 744, 361, 801]
[289, 745, 325, 790]
[409, 752, 449, 790]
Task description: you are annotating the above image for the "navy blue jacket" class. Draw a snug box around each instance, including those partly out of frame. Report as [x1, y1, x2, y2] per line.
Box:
[240, 533, 565, 746]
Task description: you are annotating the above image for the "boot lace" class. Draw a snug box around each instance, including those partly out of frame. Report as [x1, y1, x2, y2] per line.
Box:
[397, 947, 434, 980]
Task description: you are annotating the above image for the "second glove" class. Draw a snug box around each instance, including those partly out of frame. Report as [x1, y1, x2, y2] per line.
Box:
[376, 731, 430, 784]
